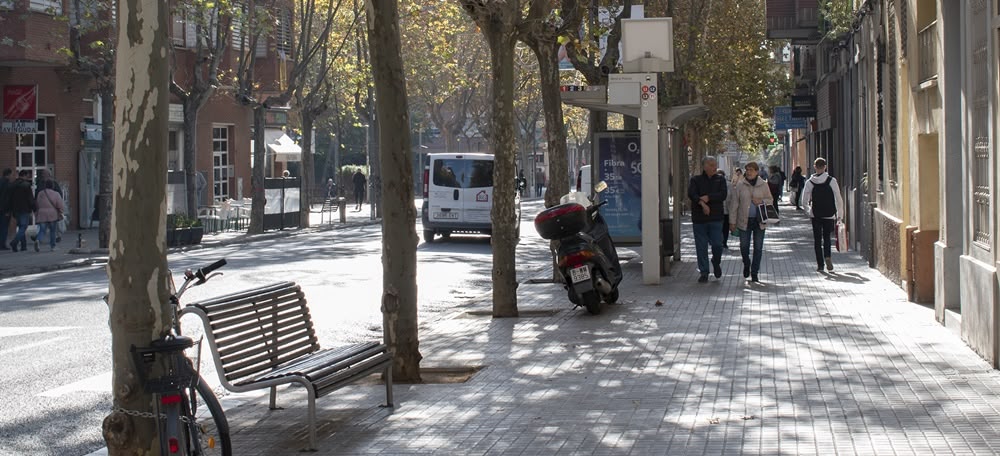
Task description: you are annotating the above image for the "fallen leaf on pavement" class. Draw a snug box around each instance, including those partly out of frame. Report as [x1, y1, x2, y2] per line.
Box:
[655, 300, 664, 307]
[709, 417, 721, 424]
[741, 415, 756, 420]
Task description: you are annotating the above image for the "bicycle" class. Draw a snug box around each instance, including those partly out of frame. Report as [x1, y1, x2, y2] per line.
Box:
[127, 259, 232, 456]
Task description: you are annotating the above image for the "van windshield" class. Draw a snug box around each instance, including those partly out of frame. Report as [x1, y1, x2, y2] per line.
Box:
[433, 159, 494, 189]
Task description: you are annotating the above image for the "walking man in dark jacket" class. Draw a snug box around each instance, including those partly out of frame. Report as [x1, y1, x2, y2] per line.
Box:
[801, 157, 845, 272]
[353, 170, 367, 211]
[0, 169, 12, 249]
[688, 156, 728, 282]
[8, 170, 35, 252]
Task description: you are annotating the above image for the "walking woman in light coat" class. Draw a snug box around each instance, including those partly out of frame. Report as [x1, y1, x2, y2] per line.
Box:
[728, 162, 773, 283]
[34, 180, 64, 252]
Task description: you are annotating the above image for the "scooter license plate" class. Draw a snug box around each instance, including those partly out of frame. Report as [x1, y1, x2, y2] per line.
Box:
[570, 265, 591, 283]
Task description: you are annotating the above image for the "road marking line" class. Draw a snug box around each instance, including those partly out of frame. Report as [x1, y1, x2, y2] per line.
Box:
[38, 371, 112, 398]
[0, 335, 70, 356]
[0, 326, 78, 338]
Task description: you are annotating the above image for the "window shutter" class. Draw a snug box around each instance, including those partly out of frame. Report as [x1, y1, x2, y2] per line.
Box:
[185, 19, 197, 48]
[255, 33, 268, 58]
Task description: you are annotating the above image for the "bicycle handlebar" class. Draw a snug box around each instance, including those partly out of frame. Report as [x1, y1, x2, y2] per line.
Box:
[195, 259, 227, 283]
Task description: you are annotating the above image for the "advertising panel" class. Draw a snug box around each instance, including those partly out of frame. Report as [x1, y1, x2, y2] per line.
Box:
[2, 85, 39, 134]
[594, 131, 642, 244]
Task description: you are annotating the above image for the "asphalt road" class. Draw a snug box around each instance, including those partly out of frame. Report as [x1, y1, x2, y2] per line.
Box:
[0, 200, 553, 456]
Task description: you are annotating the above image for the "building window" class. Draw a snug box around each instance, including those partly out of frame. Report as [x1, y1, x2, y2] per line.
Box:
[172, 13, 186, 47]
[213, 127, 230, 201]
[16, 118, 48, 180]
[971, 0, 992, 248]
[30, 0, 62, 14]
[168, 129, 183, 171]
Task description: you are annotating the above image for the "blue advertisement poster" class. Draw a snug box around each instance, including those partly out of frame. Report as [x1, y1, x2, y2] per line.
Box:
[594, 131, 642, 244]
[773, 106, 808, 130]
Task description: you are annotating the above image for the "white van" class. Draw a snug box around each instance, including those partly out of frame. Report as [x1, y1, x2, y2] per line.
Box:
[421, 153, 520, 243]
[577, 164, 592, 193]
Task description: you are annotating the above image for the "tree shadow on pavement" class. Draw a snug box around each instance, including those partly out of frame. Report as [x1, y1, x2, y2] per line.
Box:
[0, 393, 110, 456]
[211, 212, 1000, 454]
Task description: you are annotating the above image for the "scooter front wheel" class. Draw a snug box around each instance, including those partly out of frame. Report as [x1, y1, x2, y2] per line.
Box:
[582, 290, 601, 315]
[604, 288, 619, 304]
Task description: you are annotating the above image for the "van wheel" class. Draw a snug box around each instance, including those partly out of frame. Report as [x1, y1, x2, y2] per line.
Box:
[423, 230, 435, 243]
[441, 231, 451, 240]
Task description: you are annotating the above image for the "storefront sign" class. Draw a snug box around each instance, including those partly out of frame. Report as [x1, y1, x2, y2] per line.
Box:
[774, 106, 808, 130]
[1, 120, 38, 134]
[3, 85, 38, 121]
[791, 95, 817, 118]
[594, 131, 642, 244]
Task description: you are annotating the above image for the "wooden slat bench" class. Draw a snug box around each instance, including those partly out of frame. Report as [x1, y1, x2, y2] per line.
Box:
[181, 282, 393, 450]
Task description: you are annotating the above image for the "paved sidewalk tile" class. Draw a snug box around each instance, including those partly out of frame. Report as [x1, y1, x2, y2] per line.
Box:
[218, 206, 1000, 455]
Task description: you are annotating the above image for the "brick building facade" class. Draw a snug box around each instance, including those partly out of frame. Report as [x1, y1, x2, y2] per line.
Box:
[0, 0, 292, 227]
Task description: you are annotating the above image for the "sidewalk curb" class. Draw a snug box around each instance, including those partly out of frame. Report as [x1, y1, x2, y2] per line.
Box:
[0, 257, 109, 279]
[0, 220, 383, 279]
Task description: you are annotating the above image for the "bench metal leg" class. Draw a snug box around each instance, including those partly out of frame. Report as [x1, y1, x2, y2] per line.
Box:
[307, 392, 317, 451]
[269, 386, 277, 409]
[385, 365, 394, 407]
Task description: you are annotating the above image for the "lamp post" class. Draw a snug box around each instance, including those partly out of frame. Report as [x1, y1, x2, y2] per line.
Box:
[331, 133, 340, 196]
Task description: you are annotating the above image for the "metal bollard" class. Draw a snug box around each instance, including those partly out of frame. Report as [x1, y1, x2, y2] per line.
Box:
[338, 198, 347, 223]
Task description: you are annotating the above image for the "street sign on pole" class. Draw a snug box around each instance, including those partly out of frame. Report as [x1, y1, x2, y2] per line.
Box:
[774, 106, 808, 130]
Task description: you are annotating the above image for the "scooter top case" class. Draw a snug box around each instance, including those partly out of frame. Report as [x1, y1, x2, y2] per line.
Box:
[534, 203, 588, 240]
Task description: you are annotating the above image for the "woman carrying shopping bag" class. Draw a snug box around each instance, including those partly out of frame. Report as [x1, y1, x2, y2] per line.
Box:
[34, 180, 64, 252]
[728, 162, 773, 283]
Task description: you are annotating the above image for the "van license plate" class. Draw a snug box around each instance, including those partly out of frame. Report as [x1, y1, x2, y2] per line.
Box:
[434, 212, 458, 220]
[570, 265, 591, 283]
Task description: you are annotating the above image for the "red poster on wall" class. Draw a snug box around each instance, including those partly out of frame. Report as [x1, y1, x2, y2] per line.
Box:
[3, 85, 38, 121]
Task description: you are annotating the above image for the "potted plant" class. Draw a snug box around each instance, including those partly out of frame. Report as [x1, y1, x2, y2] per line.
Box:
[175, 215, 193, 245]
[166, 214, 179, 247]
[189, 217, 204, 245]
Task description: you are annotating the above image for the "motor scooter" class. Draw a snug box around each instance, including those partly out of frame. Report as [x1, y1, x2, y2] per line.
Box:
[534, 182, 622, 315]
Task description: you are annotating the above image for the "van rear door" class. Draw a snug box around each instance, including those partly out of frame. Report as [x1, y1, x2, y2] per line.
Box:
[461, 158, 494, 227]
[428, 157, 466, 224]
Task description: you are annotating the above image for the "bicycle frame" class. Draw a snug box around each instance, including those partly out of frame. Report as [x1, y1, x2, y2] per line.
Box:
[126, 259, 230, 455]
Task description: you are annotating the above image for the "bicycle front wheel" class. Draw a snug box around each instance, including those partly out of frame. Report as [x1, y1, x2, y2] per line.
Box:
[186, 377, 232, 456]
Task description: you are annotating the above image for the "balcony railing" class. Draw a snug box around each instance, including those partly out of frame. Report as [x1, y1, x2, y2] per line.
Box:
[918, 21, 939, 84]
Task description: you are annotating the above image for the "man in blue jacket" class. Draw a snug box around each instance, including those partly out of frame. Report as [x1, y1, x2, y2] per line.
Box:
[688, 156, 728, 282]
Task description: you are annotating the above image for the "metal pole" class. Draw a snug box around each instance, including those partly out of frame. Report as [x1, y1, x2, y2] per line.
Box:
[366, 124, 374, 220]
[639, 73, 659, 285]
[417, 126, 423, 195]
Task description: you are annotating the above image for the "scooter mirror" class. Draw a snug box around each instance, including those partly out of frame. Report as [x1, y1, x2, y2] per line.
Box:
[594, 181, 608, 193]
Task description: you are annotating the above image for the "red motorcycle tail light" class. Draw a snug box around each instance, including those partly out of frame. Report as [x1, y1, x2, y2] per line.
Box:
[558, 250, 595, 268]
